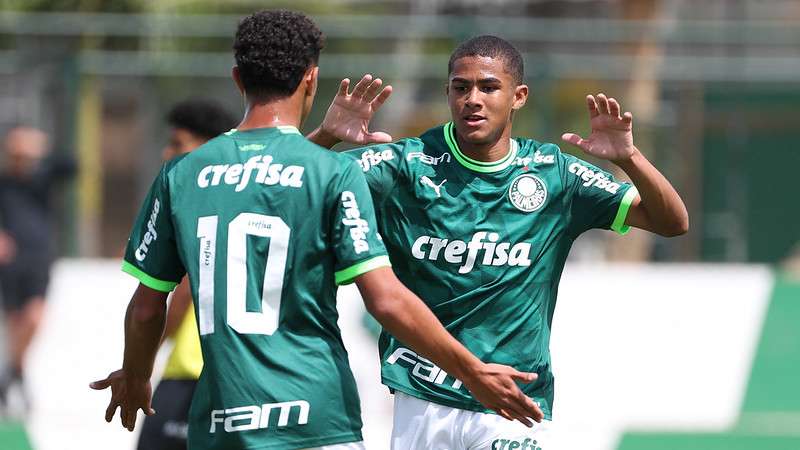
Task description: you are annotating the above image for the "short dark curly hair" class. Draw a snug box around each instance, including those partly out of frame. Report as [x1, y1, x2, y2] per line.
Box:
[448, 35, 524, 84]
[166, 99, 237, 140]
[233, 10, 325, 101]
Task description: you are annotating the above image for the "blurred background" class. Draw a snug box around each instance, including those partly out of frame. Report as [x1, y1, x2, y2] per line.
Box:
[0, 0, 798, 449]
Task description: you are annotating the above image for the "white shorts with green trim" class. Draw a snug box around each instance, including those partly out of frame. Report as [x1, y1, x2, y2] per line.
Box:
[391, 392, 553, 450]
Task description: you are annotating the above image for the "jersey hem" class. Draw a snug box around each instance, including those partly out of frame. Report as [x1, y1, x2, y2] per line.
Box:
[121, 261, 179, 292]
[335, 255, 391, 285]
[611, 186, 639, 235]
[382, 376, 553, 421]
[210, 431, 363, 450]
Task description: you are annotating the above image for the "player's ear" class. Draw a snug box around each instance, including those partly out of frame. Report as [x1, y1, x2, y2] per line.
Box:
[232, 66, 245, 96]
[512, 83, 528, 111]
[306, 65, 319, 98]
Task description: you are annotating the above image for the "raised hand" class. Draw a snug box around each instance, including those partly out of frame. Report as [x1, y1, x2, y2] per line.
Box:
[461, 363, 544, 427]
[90, 369, 155, 431]
[319, 74, 393, 145]
[562, 93, 635, 162]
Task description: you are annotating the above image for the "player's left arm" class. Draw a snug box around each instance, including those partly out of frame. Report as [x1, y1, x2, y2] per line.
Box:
[562, 93, 689, 237]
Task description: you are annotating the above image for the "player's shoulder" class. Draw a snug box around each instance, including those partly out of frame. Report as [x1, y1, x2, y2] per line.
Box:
[343, 136, 425, 175]
[415, 123, 454, 159]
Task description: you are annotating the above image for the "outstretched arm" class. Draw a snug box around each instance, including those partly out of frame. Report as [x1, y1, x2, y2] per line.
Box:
[356, 267, 544, 427]
[90, 283, 168, 431]
[307, 74, 393, 149]
[562, 93, 689, 237]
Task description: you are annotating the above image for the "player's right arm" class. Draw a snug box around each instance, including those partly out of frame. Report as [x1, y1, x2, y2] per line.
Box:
[329, 159, 543, 426]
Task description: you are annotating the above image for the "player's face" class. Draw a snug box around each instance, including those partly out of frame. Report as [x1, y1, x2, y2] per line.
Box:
[162, 128, 205, 161]
[447, 56, 527, 147]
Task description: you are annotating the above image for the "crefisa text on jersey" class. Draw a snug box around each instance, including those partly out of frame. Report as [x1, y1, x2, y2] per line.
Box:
[569, 162, 621, 193]
[134, 198, 160, 262]
[411, 231, 531, 274]
[341, 191, 370, 254]
[357, 148, 394, 172]
[197, 155, 305, 191]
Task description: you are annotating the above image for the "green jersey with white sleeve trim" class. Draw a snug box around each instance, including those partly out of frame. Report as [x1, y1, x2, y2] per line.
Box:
[346, 123, 637, 420]
[122, 126, 389, 450]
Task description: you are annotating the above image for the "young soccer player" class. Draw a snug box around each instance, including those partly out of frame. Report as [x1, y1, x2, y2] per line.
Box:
[91, 13, 541, 450]
[310, 35, 689, 449]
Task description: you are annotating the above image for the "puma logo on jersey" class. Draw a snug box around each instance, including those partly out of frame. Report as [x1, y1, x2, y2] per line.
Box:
[569, 162, 621, 194]
[407, 151, 451, 166]
[341, 191, 370, 254]
[210, 400, 310, 433]
[135, 198, 160, 262]
[197, 155, 304, 192]
[387, 347, 463, 389]
[357, 149, 394, 172]
[420, 176, 447, 197]
[411, 231, 532, 274]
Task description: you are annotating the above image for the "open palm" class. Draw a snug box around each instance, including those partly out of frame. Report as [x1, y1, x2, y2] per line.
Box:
[562, 93, 635, 162]
[320, 74, 393, 145]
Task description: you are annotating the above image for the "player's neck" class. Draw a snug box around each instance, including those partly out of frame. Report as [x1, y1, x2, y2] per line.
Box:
[455, 126, 513, 163]
[237, 95, 303, 131]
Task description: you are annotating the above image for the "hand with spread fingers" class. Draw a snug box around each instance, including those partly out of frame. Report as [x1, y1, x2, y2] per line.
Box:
[90, 369, 155, 432]
[318, 74, 393, 145]
[562, 93, 635, 163]
[461, 363, 544, 427]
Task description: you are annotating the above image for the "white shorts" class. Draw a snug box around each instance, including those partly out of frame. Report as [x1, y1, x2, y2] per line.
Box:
[391, 392, 552, 450]
[304, 441, 366, 450]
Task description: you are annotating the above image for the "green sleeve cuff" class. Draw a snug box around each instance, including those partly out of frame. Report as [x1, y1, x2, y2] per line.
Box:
[122, 261, 179, 292]
[610, 186, 639, 235]
[335, 255, 392, 285]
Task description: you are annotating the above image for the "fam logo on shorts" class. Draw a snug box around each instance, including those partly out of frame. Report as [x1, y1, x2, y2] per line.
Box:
[508, 174, 547, 212]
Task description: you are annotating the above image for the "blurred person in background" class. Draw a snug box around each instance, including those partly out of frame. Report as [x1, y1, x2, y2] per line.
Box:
[91, 10, 542, 450]
[0, 125, 76, 416]
[137, 100, 236, 450]
[310, 35, 689, 449]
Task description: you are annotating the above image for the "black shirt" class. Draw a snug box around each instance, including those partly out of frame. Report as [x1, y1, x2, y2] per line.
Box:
[0, 156, 76, 264]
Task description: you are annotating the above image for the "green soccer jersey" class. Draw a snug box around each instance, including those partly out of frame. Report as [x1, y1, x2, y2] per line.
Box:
[122, 126, 390, 450]
[346, 123, 637, 420]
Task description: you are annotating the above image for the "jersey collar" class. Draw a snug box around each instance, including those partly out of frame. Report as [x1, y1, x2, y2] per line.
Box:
[443, 122, 518, 173]
[224, 126, 301, 137]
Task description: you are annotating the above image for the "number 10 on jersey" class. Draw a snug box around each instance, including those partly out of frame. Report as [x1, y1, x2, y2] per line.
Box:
[196, 213, 290, 336]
